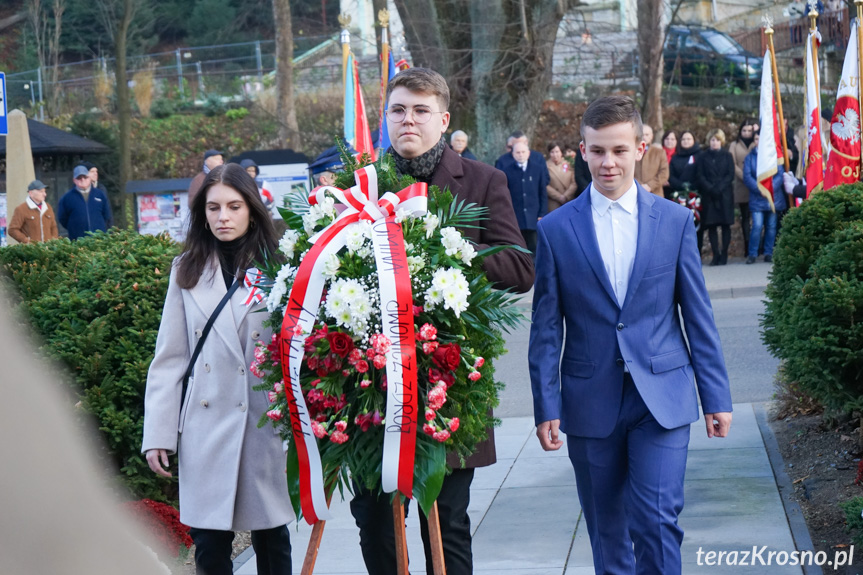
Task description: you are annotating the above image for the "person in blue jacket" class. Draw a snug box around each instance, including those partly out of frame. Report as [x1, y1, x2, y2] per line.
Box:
[57, 165, 113, 240]
[742, 146, 786, 264]
[500, 139, 550, 254]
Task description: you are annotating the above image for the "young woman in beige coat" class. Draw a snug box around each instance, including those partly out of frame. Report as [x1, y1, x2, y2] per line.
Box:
[545, 141, 577, 211]
[143, 163, 294, 574]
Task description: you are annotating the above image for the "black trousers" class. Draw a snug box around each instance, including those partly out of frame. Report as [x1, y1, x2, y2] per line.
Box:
[738, 202, 751, 254]
[520, 229, 537, 256]
[707, 224, 731, 263]
[350, 468, 475, 575]
[189, 525, 292, 575]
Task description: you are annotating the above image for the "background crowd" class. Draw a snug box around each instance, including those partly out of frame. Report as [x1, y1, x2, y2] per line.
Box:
[443, 113, 807, 268]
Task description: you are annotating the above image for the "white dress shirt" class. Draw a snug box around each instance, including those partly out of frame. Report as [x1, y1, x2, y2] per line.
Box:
[590, 182, 639, 307]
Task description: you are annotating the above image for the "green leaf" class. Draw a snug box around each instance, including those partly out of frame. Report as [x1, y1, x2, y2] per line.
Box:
[285, 440, 303, 521]
[412, 438, 447, 517]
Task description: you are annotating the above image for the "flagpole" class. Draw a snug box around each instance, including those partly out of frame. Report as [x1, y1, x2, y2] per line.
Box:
[857, 0, 863, 177]
[765, 24, 791, 171]
[379, 9, 391, 128]
[339, 14, 351, 93]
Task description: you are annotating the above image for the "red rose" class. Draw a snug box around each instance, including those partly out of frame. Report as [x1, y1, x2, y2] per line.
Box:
[432, 343, 461, 371]
[327, 331, 355, 358]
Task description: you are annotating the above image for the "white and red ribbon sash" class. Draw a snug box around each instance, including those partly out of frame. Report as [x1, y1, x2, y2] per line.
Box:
[243, 268, 265, 306]
[281, 165, 427, 524]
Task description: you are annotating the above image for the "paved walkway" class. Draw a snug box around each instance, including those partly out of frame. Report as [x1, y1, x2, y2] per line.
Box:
[235, 260, 814, 574]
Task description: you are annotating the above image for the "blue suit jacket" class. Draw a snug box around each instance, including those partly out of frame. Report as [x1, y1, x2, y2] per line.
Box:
[529, 183, 732, 438]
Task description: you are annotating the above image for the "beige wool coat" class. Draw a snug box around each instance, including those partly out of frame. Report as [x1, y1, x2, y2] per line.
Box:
[142, 258, 294, 531]
[728, 140, 751, 204]
[546, 160, 577, 211]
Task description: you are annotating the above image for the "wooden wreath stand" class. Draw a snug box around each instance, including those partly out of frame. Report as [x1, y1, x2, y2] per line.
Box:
[301, 498, 447, 575]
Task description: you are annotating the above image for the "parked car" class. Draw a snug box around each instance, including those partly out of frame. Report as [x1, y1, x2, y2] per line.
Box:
[664, 25, 761, 89]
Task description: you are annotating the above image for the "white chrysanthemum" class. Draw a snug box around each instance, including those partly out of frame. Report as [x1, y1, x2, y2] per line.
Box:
[345, 226, 366, 253]
[319, 196, 336, 218]
[267, 265, 297, 312]
[423, 213, 440, 238]
[407, 255, 425, 274]
[279, 229, 300, 259]
[394, 207, 412, 223]
[424, 267, 470, 317]
[440, 227, 463, 256]
[460, 242, 477, 266]
[322, 253, 340, 279]
[357, 245, 373, 259]
[404, 241, 414, 253]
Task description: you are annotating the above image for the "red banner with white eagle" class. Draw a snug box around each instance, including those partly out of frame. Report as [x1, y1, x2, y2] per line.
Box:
[804, 29, 824, 198]
[825, 19, 862, 190]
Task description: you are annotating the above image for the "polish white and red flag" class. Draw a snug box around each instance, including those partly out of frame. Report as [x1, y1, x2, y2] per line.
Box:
[756, 50, 784, 212]
[804, 28, 824, 197]
[824, 19, 862, 190]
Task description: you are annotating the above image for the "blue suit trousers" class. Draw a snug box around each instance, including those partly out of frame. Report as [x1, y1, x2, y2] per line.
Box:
[567, 375, 690, 575]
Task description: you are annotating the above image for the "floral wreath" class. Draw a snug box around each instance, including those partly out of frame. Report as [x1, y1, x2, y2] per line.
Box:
[251, 143, 525, 522]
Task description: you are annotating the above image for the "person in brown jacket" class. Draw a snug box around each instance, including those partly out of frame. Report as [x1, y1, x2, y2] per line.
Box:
[634, 124, 670, 197]
[728, 119, 756, 254]
[8, 180, 59, 244]
[351, 66, 534, 575]
[546, 141, 577, 211]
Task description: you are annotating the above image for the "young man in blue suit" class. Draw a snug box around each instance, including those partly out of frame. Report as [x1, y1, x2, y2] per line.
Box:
[529, 95, 733, 575]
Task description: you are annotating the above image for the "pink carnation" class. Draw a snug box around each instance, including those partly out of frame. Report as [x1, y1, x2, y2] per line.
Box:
[306, 355, 319, 370]
[356, 360, 369, 373]
[250, 363, 265, 378]
[311, 421, 328, 438]
[423, 423, 436, 436]
[293, 324, 304, 336]
[371, 410, 383, 426]
[330, 430, 349, 444]
[335, 420, 347, 432]
[360, 379, 372, 389]
[428, 384, 447, 410]
[474, 357, 485, 369]
[425, 408, 436, 421]
[273, 381, 284, 393]
[254, 346, 266, 362]
[423, 341, 439, 354]
[369, 334, 392, 355]
[267, 391, 279, 404]
[266, 409, 282, 422]
[413, 305, 423, 316]
[447, 417, 460, 432]
[433, 429, 451, 443]
[348, 348, 363, 365]
[418, 323, 438, 341]
[468, 370, 482, 382]
[373, 355, 387, 370]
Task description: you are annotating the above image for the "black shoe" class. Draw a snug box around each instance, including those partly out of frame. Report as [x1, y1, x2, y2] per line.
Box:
[764, 255, 773, 263]
[719, 253, 728, 265]
[746, 256, 756, 264]
[709, 256, 720, 266]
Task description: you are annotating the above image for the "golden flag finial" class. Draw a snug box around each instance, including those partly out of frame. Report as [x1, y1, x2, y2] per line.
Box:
[379, 9, 390, 28]
[338, 13, 352, 29]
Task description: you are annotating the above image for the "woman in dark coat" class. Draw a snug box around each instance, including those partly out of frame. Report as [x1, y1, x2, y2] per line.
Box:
[696, 128, 736, 265]
[668, 130, 703, 250]
[668, 130, 700, 194]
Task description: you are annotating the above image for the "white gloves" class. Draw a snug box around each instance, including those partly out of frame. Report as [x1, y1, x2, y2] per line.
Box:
[783, 172, 800, 195]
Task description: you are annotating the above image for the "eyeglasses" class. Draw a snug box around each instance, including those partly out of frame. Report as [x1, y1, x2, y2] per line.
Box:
[386, 105, 444, 124]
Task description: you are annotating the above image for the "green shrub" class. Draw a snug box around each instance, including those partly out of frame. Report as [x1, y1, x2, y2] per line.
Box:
[762, 184, 863, 414]
[841, 497, 863, 547]
[150, 98, 176, 119]
[0, 230, 181, 502]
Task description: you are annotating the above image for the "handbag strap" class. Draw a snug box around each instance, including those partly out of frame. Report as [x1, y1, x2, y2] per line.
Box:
[181, 278, 242, 406]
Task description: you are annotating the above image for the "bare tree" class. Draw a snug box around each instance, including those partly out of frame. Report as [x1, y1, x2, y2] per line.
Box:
[28, 0, 65, 117]
[273, 0, 299, 149]
[637, 0, 664, 130]
[95, 0, 141, 229]
[393, 0, 574, 162]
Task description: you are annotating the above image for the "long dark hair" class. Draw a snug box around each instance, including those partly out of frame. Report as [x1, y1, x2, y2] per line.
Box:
[177, 163, 278, 289]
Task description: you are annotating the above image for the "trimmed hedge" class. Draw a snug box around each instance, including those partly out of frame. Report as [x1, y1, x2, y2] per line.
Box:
[762, 183, 863, 414]
[0, 231, 180, 502]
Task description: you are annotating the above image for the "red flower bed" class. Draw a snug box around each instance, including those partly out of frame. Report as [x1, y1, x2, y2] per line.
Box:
[125, 499, 193, 556]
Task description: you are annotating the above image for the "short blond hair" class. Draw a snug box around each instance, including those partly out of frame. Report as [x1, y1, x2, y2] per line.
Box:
[706, 128, 726, 147]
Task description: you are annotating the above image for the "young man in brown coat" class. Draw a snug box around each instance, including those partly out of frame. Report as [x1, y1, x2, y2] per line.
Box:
[350, 67, 534, 575]
[8, 180, 59, 244]
[634, 124, 669, 197]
